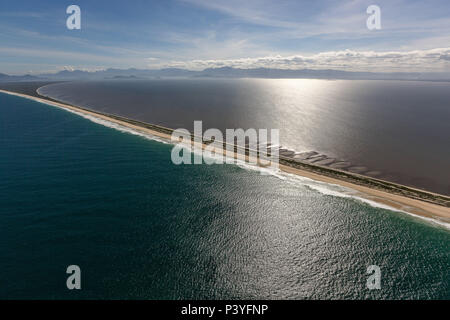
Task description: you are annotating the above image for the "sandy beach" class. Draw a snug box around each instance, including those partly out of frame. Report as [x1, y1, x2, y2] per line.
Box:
[1, 88, 449, 227]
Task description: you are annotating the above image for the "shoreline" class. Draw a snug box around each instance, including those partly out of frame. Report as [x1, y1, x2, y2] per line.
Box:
[1, 88, 449, 227]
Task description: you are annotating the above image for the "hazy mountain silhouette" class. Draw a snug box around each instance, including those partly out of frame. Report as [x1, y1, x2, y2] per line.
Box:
[1, 67, 450, 81]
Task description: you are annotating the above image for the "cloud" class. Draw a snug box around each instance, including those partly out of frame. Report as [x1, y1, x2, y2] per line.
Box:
[60, 65, 105, 73]
[156, 48, 450, 72]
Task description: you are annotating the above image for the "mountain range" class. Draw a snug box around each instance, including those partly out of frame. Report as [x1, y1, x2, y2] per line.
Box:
[1, 67, 450, 82]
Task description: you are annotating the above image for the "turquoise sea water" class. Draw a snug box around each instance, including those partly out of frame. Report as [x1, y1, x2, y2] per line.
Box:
[0, 92, 449, 299]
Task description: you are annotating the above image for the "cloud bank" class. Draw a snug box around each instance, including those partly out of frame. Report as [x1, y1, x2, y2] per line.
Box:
[156, 48, 450, 73]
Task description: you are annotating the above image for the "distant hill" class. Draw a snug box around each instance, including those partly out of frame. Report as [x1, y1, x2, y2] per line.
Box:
[1, 67, 450, 82]
[0, 73, 40, 82]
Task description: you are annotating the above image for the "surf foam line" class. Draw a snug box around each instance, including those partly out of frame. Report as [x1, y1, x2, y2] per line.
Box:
[57, 107, 171, 145]
[3, 89, 448, 231]
[231, 154, 450, 230]
[4, 90, 172, 145]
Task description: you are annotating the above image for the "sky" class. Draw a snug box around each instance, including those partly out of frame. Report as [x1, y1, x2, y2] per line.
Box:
[1, 0, 450, 74]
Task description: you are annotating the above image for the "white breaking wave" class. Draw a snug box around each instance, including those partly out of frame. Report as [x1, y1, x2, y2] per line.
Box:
[68, 111, 171, 145]
[34, 98, 171, 145]
[234, 163, 450, 230]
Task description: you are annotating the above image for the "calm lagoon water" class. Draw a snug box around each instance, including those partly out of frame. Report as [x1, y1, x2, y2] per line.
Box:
[0, 92, 449, 299]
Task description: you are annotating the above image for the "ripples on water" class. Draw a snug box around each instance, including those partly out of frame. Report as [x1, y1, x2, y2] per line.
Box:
[38, 79, 450, 195]
[0, 93, 449, 299]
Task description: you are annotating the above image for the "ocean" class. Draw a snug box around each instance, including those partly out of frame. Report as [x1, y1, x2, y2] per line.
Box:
[37, 79, 450, 196]
[0, 91, 449, 299]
